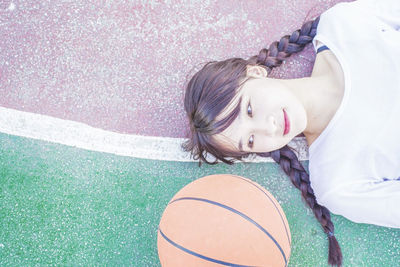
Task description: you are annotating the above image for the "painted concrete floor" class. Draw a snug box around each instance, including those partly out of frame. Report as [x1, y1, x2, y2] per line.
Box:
[1, 0, 399, 266]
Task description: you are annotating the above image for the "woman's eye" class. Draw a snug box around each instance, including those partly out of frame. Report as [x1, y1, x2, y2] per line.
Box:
[247, 102, 253, 117]
[248, 135, 254, 148]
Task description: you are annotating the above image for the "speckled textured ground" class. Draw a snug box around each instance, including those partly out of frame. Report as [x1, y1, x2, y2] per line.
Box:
[0, 0, 349, 137]
[2, 0, 400, 266]
[0, 133, 399, 266]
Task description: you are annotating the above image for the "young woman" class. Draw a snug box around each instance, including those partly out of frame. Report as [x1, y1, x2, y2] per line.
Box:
[183, 0, 400, 266]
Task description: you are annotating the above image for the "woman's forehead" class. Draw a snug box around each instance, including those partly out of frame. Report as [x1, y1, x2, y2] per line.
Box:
[212, 130, 240, 152]
[215, 79, 250, 122]
[215, 93, 242, 121]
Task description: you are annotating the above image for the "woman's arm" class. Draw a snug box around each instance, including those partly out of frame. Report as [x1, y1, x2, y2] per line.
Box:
[361, 0, 400, 28]
[318, 179, 400, 228]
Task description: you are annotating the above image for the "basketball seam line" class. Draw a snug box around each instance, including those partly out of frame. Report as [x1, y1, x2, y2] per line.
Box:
[169, 197, 287, 266]
[231, 175, 292, 247]
[158, 228, 254, 267]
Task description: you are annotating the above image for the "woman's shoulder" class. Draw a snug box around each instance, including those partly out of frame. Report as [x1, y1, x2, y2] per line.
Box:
[308, 40, 345, 148]
[312, 40, 344, 85]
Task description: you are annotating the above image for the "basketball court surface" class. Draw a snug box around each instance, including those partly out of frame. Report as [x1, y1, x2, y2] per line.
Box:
[0, 0, 399, 266]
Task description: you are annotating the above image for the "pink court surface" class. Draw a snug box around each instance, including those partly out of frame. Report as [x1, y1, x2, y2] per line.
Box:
[0, 0, 349, 139]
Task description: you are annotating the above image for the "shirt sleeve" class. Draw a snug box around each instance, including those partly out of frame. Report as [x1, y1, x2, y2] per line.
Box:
[358, 0, 400, 28]
[318, 179, 400, 228]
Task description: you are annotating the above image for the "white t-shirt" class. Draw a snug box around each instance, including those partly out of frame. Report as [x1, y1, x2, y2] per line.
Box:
[308, 0, 400, 228]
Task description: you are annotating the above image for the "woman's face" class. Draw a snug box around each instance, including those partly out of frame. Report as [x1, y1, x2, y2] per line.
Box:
[214, 70, 308, 153]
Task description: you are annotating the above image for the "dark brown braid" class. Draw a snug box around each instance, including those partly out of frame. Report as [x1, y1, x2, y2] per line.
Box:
[253, 16, 342, 267]
[258, 147, 342, 266]
[249, 16, 320, 71]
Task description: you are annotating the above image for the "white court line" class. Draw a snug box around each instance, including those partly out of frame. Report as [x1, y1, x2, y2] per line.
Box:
[0, 106, 309, 162]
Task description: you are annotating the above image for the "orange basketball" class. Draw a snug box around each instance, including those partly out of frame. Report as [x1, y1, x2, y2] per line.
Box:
[157, 174, 291, 267]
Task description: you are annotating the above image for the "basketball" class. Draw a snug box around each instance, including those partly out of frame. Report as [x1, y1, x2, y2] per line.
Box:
[157, 174, 291, 267]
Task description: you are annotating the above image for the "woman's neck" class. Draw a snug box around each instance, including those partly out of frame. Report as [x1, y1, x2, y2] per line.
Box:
[282, 49, 345, 146]
[281, 73, 344, 146]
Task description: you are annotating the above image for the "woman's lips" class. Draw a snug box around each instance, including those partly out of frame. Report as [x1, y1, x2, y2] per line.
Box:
[283, 109, 290, 135]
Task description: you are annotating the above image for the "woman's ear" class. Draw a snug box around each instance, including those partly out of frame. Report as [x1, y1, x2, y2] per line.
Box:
[246, 65, 268, 78]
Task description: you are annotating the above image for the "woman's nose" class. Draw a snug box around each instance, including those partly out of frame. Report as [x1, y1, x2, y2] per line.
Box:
[253, 114, 278, 136]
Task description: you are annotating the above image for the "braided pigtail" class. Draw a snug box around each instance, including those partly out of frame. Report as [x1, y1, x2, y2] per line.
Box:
[249, 16, 320, 72]
[258, 146, 342, 266]
[253, 16, 342, 266]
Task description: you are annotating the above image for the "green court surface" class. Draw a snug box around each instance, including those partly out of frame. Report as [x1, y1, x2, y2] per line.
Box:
[0, 133, 399, 266]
